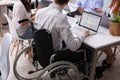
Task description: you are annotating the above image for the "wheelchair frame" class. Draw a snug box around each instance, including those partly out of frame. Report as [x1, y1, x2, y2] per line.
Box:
[13, 22, 89, 80]
[13, 45, 88, 80]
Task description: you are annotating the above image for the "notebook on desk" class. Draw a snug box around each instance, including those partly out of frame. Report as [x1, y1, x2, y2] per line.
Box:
[72, 11, 102, 36]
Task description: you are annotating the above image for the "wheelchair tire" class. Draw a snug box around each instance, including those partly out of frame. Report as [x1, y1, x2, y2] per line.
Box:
[37, 61, 82, 80]
[13, 45, 42, 80]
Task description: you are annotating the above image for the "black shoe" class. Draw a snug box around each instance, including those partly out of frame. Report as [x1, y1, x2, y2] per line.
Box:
[102, 55, 116, 68]
[94, 66, 107, 79]
[102, 59, 112, 68]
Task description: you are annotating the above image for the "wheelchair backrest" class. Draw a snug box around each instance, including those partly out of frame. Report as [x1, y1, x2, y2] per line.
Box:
[34, 29, 54, 68]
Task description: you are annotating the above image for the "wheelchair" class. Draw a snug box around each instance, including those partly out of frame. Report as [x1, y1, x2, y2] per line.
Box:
[13, 24, 89, 80]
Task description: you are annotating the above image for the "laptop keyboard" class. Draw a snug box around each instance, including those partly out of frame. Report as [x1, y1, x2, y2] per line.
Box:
[71, 26, 96, 36]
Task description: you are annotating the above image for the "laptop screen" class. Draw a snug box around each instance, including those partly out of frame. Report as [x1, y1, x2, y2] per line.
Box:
[79, 11, 101, 32]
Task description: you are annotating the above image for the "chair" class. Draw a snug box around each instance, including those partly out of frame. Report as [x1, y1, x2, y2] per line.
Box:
[0, 33, 12, 80]
[4, 14, 30, 57]
[13, 29, 88, 80]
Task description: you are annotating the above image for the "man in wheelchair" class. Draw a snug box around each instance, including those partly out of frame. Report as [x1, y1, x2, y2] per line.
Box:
[33, 0, 108, 79]
[34, 0, 90, 64]
[13, 0, 107, 80]
[33, 0, 90, 79]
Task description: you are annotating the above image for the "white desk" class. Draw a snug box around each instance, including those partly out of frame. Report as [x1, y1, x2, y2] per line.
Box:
[68, 17, 120, 80]
[84, 26, 120, 80]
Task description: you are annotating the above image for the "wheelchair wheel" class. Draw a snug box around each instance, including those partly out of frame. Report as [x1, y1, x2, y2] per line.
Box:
[37, 61, 82, 80]
[13, 45, 42, 80]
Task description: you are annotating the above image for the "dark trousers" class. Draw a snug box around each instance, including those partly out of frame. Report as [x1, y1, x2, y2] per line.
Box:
[60, 41, 93, 64]
[54, 49, 85, 63]
[55, 48, 92, 64]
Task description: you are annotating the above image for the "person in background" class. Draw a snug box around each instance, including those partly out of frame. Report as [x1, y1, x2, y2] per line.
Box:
[67, 0, 104, 17]
[77, 0, 103, 13]
[0, 6, 8, 26]
[12, 0, 37, 39]
[0, 6, 8, 36]
[109, 0, 120, 15]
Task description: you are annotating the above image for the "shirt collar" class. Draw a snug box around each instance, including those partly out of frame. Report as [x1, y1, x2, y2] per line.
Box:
[49, 3, 63, 13]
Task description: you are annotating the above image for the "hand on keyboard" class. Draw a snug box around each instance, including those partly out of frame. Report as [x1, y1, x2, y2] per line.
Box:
[81, 30, 90, 37]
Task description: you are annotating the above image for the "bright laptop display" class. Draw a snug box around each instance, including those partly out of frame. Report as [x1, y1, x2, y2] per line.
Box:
[79, 11, 102, 33]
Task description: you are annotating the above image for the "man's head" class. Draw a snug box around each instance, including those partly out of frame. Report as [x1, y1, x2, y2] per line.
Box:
[54, 0, 69, 8]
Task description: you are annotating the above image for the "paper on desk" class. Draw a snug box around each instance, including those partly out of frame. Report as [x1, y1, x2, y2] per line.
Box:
[68, 3, 78, 12]
[67, 16, 79, 26]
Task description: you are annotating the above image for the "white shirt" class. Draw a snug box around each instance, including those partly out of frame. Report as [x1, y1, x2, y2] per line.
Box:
[35, 3, 86, 51]
[12, 0, 31, 36]
[77, 0, 103, 13]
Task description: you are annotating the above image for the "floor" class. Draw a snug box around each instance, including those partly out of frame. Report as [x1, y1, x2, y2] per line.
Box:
[0, 26, 120, 80]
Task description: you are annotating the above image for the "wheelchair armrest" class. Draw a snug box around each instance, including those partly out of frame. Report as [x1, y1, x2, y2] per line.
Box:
[75, 49, 86, 54]
[50, 54, 56, 64]
[50, 49, 87, 64]
[75, 49, 86, 61]
[49, 50, 67, 64]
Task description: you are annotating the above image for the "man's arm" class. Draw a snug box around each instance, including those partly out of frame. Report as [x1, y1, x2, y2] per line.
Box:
[76, 0, 84, 13]
[57, 16, 89, 51]
[94, 0, 104, 13]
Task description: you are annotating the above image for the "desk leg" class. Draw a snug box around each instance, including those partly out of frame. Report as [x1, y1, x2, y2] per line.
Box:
[0, 21, 3, 37]
[113, 46, 117, 54]
[89, 50, 98, 80]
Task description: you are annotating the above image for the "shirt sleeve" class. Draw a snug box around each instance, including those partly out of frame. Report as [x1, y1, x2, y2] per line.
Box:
[77, 0, 82, 7]
[12, 3, 24, 29]
[94, 0, 104, 9]
[57, 15, 86, 51]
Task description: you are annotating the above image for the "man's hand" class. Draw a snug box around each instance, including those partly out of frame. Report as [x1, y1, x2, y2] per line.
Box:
[81, 30, 90, 37]
[77, 7, 84, 13]
[95, 8, 103, 13]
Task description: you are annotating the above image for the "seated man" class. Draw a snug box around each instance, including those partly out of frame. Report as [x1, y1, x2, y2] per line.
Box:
[67, 0, 104, 17]
[35, 0, 115, 69]
[34, 0, 90, 64]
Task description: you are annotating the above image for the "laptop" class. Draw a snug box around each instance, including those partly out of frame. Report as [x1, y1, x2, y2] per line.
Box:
[71, 11, 101, 36]
[90, 12, 110, 28]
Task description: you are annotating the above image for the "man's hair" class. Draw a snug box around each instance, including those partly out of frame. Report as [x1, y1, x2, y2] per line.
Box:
[54, 0, 69, 5]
